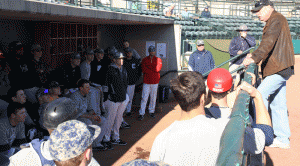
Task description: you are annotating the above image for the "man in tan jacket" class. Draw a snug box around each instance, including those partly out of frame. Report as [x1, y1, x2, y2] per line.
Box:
[243, 0, 295, 149]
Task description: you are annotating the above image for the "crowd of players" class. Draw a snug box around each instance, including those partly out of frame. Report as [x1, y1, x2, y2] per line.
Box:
[0, 38, 274, 166]
[0, 39, 164, 165]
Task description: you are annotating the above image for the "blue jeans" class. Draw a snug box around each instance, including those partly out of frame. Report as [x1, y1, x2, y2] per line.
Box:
[257, 74, 290, 144]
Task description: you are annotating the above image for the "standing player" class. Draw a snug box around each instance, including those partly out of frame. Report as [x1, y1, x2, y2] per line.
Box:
[243, 0, 295, 149]
[123, 47, 141, 117]
[138, 46, 162, 120]
[123, 40, 141, 60]
[102, 52, 129, 146]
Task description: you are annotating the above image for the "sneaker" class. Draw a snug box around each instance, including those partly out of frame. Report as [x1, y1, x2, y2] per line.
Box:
[268, 138, 290, 149]
[150, 113, 155, 118]
[111, 139, 127, 146]
[138, 115, 144, 121]
[121, 121, 131, 129]
[93, 142, 107, 151]
[126, 112, 132, 117]
[102, 141, 114, 150]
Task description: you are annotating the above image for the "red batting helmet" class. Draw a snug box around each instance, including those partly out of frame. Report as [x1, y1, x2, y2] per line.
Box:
[207, 68, 233, 93]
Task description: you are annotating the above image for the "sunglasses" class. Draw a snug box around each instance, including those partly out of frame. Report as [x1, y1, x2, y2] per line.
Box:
[197, 44, 204, 46]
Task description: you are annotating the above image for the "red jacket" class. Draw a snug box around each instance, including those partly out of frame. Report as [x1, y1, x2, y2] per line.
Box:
[141, 55, 162, 84]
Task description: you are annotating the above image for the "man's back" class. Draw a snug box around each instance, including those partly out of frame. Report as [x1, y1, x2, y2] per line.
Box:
[149, 115, 229, 166]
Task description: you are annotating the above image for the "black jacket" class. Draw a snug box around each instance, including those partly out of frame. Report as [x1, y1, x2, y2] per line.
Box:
[104, 64, 128, 102]
[90, 58, 109, 85]
[53, 63, 81, 89]
[123, 57, 141, 85]
[7, 56, 36, 89]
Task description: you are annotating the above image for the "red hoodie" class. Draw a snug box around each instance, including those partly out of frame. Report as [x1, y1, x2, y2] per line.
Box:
[141, 55, 162, 84]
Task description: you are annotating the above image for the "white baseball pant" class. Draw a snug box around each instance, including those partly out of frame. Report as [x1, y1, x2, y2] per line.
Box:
[139, 83, 158, 115]
[125, 85, 136, 113]
[103, 94, 129, 141]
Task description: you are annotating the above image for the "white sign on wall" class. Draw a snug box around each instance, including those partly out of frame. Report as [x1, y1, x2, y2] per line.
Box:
[157, 43, 166, 59]
[146, 41, 155, 56]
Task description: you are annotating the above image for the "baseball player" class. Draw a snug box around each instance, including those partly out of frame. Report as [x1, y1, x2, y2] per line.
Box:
[123, 40, 141, 60]
[52, 52, 82, 96]
[8, 97, 101, 166]
[0, 103, 27, 158]
[206, 68, 274, 164]
[138, 46, 162, 120]
[123, 47, 141, 117]
[102, 52, 129, 146]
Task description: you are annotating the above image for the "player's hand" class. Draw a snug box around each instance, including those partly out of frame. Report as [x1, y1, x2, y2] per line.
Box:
[236, 81, 258, 98]
[237, 50, 243, 55]
[242, 57, 254, 67]
[246, 72, 256, 85]
[247, 53, 252, 58]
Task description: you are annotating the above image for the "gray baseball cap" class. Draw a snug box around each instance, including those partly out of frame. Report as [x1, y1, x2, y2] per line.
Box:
[49, 120, 101, 161]
[196, 40, 204, 46]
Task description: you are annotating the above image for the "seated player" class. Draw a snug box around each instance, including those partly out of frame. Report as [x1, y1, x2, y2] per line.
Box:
[8, 98, 101, 166]
[0, 103, 27, 158]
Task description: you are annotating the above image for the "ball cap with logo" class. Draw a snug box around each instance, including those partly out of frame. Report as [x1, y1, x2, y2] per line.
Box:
[49, 120, 101, 161]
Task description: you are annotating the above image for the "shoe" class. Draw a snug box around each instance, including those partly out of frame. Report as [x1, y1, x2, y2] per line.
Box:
[268, 138, 290, 149]
[150, 113, 155, 118]
[121, 121, 131, 129]
[111, 139, 127, 146]
[138, 115, 144, 121]
[102, 141, 114, 150]
[126, 112, 132, 117]
[93, 142, 107, 151]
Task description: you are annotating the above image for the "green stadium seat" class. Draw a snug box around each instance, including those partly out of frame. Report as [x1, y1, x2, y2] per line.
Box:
[197, 31, 203, 37]
[192, 31, 198, 37]
[190, 26, 196, 31]
[195, 26, 201, 31]
[185, 31, 192, 37]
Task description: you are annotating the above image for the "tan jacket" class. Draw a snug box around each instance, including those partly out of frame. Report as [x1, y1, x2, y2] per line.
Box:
[252, 10, 295, 77]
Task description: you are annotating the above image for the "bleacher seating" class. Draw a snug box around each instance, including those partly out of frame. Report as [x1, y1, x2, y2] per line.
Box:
[31, 0, 299, 40]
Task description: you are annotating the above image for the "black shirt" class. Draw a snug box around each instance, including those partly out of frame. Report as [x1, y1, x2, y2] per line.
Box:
[123, 57, 141, 85]
[277, 66, 294, 79]
[53, 63, 81, 89]
[90, 58, 109, 85]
